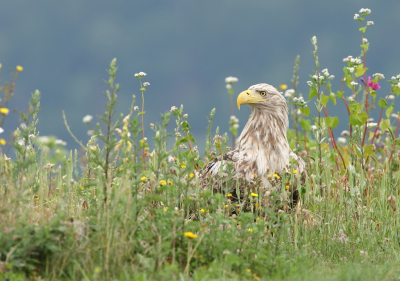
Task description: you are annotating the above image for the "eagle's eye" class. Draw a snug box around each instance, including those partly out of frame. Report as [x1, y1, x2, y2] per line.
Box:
[260, 91, 267, 97]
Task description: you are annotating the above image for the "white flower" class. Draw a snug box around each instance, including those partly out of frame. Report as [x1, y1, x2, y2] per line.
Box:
[297, 109, 302, 115]
[354, 14, 359, 20]
[307, 81, 313, 86]
[348, 96, 354, 101]
[398, 82, 400, 88]
[134, 106, 139, 111]
[391, 76, 396, 80]
[312, 74, 324, 80]
[143, 82, 150, 87]
[37, 136, 50, 144]
[167, 155, 175, 163]
[55, 139, 67, 146]
[367, 21, 374, 25]
[397, 74, 400, 79]
[329, 75, 335, 80]
[183, 114, 188, 118]
[20, 123, 27, 129]
[373, 73, 385, 79]
[18, 139, 25, 146]
[87, 130, 94, 136]
[367, 122, 377, 128]
[284, 89, 295, 97]
[322, 68, 329, 76]
[230, 115, 236, 121]
[350, 57, 362, 64]
[351, 81, 358, 86]
[347, 67, 355, 73]
[0, 127, 3, 134]
[226, 84, 232, 90]
[150, 123, 154, 129]
[179, 144, 187, 149]
[362, 38, 368, 44]
[386, 95, 395, 100]
[170, 106, 177, 112]
[83, 115, 93, 123]
[233, 124, 239, 129]
[311, 36, 317, 45]
[391, 113, 399, 119]
[293, 97, 298, 102]
[311, 125, 317, 130]
[341, 130, 350, 136]
[225, 76, 238, 84]
[359, 8, 371, 14]
[338, 137, 347, 144]
[175, 132, 181, 137]
[28, 134, 35, 139]
[139, 72, 146, 76]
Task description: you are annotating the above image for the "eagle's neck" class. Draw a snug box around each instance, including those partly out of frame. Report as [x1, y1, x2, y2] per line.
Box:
[237, 105, 290, 175]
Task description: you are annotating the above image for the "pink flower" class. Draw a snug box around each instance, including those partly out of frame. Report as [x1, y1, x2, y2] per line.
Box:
[360, 76, 380, 90]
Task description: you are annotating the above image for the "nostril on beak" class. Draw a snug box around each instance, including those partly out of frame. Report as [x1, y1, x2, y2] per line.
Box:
[247, 92, 250, 96]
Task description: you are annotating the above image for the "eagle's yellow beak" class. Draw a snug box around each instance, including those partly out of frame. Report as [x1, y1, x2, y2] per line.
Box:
[237, 90, 264, 109]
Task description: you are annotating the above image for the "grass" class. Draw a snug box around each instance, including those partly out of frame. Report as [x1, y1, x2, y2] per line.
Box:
[1, 7, 400, 280]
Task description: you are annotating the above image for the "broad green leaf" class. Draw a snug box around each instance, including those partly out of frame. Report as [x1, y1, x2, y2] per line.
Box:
[358, 112, 368, 124]
[326, 116, 339, 129]
[363, 144, 375, 157]
[393, 86, 400, 95]
[355, 65, 367, 78]
[321, 96, 330, 107]
[309, 86, 318, 100]
[378, 98, 387, 108]
[346, 75, 353, 89]
[188, 134, 197, 144]
[386, 104, 395, 118]
[349, 114, 362, 126]
[329, 92, 337, 105]
[370, 91, 377, 102]
[175, 137, 188, 146]
[337, 91, 343, 99]
[379, 118, 391, 132]
[300, 107, 311, 116]
[360, 44, 369, 50]
[359, 27, 366, 33]
[299, 118, 311, 131]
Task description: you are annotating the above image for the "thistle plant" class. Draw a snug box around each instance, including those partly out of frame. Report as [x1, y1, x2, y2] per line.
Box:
[134, 72, 149, 167]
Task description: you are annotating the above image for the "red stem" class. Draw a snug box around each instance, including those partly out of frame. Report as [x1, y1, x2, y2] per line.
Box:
[388, 117, 400, 165]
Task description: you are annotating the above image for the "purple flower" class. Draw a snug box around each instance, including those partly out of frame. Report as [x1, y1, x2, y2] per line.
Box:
[360, 76, 380, 90]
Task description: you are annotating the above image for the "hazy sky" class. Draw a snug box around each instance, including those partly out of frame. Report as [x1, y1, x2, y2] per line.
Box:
[1, 1, 399, 151]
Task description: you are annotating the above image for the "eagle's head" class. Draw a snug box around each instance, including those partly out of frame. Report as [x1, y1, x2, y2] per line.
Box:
[237, 83, 287, 114]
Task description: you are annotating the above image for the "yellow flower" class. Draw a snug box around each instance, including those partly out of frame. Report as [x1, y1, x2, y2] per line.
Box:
[280, 83, 287, 90]
[253, 174, 257, 178]
[255, 203, 259, 207]
[164, 207, 168, 212]
[159, 180, 167, 186]
[253, 274, 261, 280]
[256, 217, 260, 221]
[273, 174, 280, 179]
[201, 208, 205, 213]
[181, 162, 186, 168]
[119, 168, 123, 172]
[189, 197, 192, 200]
[184, 232, 198, 239]
[16, 65, 23, 72]
[0, 63, 2, 69]
[226, 193, 232, 197]
[0, 108, 9, 115]
[0, 139, 5, 145]
[247, 228, 253, 232]
[268, 175, 272, 178]
[251, 193, 258, 197]
[286, 185, 289, 190]
[140, 176, 147, 181]
[168, 180, 172, 185]
[189, 173, 194, 178]
[293, 169, 297, 174]
[224, 205, 229, 208]
[126, 158, 130, 163]
[246, 269, 251, 273]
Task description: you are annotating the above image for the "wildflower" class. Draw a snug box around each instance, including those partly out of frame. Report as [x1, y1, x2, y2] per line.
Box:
[279, 84, 287, 90]
[251, 193, 258, 197]
[322, 68, 329, 76]
[391, 113, 399, 119]
[293, 170, 297, 174]
[247, 228, 253, 232]
[201, 209, 205, 213]
[348, 96, 354, 102]
[225, 205, 229, 208]
[225, 76, 238, 83]
[354, 13, 359, 20]
[256, 217, 260, 221]
[55, 139, 67, 146]
[268, 175, 272, 178]
[373, 73, 385, 79]
[338, 137, 347, 144]
[183, 114, 188, 118]
[351, 81, 358, 86]
[0, 63, 1, 69]
[188, 173, 194, 179]
[143, 82, 150, 87]
[159, 180, 167, 186]
[366, 21, 374, 25]
[362, 38, 368, 44]
[226, 84, 232, 90]
[134, 106, 139, 111]
[168, 180, 172, 185]
[170, 106, 177, 112]
[134, 72, 147, 77]
[164, 207, 168, 212]
[307, 81, 313, 86]
[226, 193, 232, 197]
[367, 122, 377, 128]
[0, 139, 5, 145]
[347, 67, 355, 73]
[359, 8, 371, 14]
[284, 89, 295, 98]
[253, 174, 257, 178]
[341, 130, 350, 136]
[16, 65, 23, 72]
[350, 57, 362, 64]
[184, 232, 198, 239]
[360, 76, 380, 90]
[82, 115, 93, 124]
[0, 108, 9, 115]
[387, 95, 395, 100]
[246, 269, 251, 273]
[273, 174, 280, 179]
[180, 162, 186, 168]
[0, 127, 3, 134]
[140, 176, 147, 181]
[311, 36, 317, 45]
[329, 75, 335, 80]
[232, 124, 239, 129]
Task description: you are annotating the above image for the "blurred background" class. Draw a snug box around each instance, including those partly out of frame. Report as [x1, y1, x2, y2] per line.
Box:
[1, 0, 399, 152]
